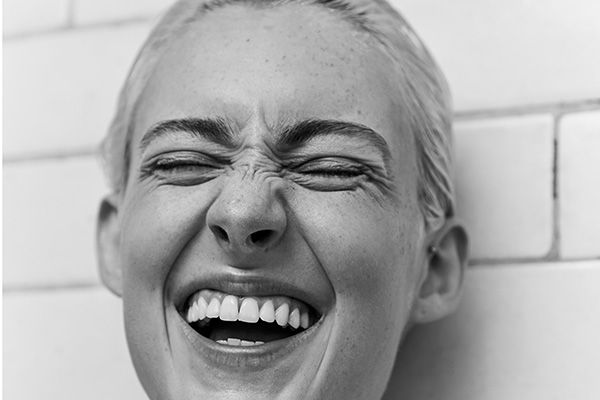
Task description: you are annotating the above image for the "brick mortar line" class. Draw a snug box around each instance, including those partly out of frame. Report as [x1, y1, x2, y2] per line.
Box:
[66, 0, 76, 29]
[545, 113, 561, 261]
[454, 99, 600, 120]
[469, 255, 600, 267]
[3, 281, 103, 294]
[3, 15, 152, 41]
[551, 114, 563, 260]
[3, 147, 99, 164]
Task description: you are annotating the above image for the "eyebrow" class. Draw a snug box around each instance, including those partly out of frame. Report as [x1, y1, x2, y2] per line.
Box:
[139, 117, 392, 165]
[139, 117, 236, 153]
[278, 119, 392, 164]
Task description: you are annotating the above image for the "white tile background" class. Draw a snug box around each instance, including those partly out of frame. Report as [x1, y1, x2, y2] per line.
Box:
[454, 115, 555, 260]
[3, 288, 146, 400]
[4, 0, 600, 399]
[3, 156, 107, 289]
[395, 0, 600, 111]
[3, 0, 70, 36]
[390, 261, 600, 400]
[558, 111, 600, 259]
[72, 0, 173, 25]
[3, 23, 151, 159]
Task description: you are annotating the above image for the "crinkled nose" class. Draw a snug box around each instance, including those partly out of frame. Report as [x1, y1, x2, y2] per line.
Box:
[206, 171, 287, 253]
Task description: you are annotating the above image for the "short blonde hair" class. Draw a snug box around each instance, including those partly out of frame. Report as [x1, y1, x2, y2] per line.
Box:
[101, 0, 455, 232]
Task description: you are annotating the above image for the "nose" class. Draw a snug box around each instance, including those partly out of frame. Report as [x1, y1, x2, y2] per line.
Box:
[206, 172, 287, 253]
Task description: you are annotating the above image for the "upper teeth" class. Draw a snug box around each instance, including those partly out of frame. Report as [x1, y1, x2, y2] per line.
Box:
[185, 289, 311, 330]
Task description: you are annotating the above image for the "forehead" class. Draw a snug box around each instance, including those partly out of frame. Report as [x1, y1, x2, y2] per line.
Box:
[133, 3, 414, 167]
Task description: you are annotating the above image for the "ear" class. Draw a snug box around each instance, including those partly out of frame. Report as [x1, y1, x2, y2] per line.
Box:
[410, 217, 469, 324]
[96, 193, 123, 297]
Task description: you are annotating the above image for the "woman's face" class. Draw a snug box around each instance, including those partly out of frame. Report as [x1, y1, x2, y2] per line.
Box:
[113, 4, 427, 400]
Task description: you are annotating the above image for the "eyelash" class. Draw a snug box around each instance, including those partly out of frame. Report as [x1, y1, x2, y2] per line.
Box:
[154, 158, 211, 171]
[294, 161, 364, 178]
[142, 153, 222, 185]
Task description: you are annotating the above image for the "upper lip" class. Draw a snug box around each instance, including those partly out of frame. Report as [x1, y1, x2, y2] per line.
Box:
[173, 268, 331, 317]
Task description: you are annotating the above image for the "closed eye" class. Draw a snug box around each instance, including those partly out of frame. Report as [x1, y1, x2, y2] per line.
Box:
[154, 158, 216, 173]
[298, 166, 363, 178]
[296, 157, 365, 175]
[141, 151, 224, 186]
[288, 157, 369, 191]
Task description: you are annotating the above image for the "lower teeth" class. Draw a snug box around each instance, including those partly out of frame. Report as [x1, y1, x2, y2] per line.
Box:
[216, 338, 265, 346]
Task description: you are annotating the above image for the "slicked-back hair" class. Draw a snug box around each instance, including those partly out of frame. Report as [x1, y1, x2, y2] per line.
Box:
[100, 0, 455, 233]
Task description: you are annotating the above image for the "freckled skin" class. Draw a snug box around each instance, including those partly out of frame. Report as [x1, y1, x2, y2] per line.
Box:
[118, 4, 426, 400]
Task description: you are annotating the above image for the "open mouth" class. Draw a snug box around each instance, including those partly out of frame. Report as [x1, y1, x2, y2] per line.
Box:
[180, 289, 321, 347]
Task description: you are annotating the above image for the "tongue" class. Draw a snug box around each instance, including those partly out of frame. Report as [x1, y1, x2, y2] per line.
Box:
[205, 320, 295, 343]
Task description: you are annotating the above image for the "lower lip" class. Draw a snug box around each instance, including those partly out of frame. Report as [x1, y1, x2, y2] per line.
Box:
[175, 310, 324, 369]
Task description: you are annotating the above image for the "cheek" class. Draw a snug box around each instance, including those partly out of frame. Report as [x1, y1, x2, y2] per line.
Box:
[295, 189, 421, 296]
[119, 184, 215, 296]
[292, 188, 424, 329]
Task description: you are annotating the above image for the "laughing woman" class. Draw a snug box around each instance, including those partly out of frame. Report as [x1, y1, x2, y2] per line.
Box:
[96, 0, 468, 398]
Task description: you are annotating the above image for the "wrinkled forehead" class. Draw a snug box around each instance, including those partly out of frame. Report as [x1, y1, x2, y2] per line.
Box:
[131, 2, 416, 172]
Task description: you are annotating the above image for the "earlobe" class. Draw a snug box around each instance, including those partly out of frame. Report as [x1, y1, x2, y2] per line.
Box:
[96, 193, 123, 297]
[411, 217, 469, 324]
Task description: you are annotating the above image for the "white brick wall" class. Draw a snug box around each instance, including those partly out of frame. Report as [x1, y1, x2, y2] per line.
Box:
[4, 0, 600, 399]
[390, 261, 600, 400]
[3, 288, 146, 400]
[4, 23, 151, 159]
[3, 156, 109, 289]
[558, 110, 600, 259]
[454, 115, 555, 260]
[72, 0, 175, 25]
[3, 0, 70, 37]
[391, 0, 600, 111]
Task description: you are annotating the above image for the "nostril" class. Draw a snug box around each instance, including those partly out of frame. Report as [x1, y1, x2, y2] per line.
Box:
[249, 229, 275, 246]
[210, 225, 229, 243]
